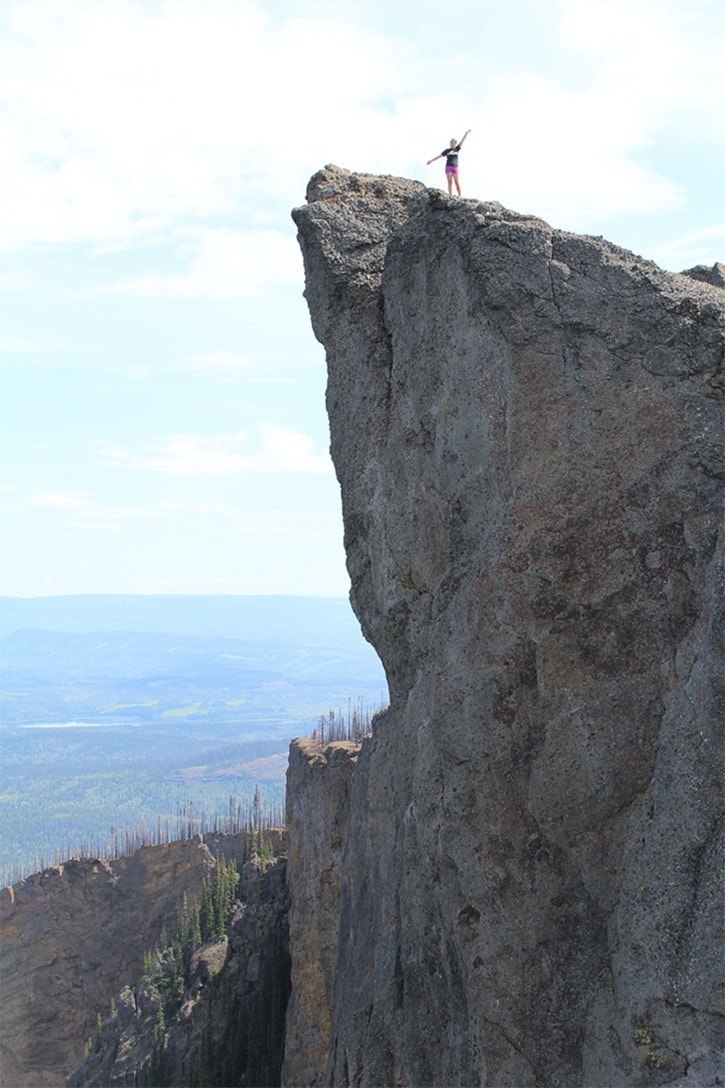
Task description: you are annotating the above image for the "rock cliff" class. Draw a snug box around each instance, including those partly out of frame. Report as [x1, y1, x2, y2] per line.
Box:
[66, 850, 290, 1088]
[286, 167, 724, 1086]
[0, 833, 251, 1087]
[284, 739, 361, 1087]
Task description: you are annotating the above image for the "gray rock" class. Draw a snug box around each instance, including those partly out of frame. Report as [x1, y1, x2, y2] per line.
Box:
[283, 740, 360, 1088]
[287, 167, 724, 1087]
[240, 853, 264, 900]
[66, 850, 290, 1087]
[681, 262, 725, 288]
[246, 950, 263, 985]
[188, 938, 228, 994]
[135, 977, 162, 1019]
[0, 836, 231, 1087]
[115, 986, 136, 1028]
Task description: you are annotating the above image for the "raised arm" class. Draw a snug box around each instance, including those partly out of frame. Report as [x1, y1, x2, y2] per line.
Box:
[458, 128, 471, 148]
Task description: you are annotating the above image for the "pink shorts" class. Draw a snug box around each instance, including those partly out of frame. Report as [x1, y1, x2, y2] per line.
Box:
[445, 166, 459, 174]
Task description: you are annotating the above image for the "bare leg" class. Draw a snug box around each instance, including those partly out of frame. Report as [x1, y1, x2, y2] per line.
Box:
[446, 172, 453, 195]
[454, 173, 461, 196]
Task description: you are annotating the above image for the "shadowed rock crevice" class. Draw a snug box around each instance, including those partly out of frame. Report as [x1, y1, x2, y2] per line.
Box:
[285, 166, 724, 1087]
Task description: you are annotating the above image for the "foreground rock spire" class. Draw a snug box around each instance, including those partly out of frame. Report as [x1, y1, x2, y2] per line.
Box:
[286, 166, 723, 1087]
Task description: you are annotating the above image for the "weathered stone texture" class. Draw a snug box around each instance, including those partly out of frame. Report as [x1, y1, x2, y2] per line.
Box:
[681, 262, 725, 289]
[287, 166, 724, 1086]
[283, 739, 361, 1087]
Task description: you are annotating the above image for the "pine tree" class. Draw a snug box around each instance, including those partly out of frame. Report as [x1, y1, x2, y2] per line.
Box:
[191, 900, 202, 953]
[199, 877, 216, 943]
[152, 997, 165, 1043]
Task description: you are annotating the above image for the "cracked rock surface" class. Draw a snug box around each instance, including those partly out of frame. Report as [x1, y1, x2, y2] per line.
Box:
[287, 166, 724, 1086]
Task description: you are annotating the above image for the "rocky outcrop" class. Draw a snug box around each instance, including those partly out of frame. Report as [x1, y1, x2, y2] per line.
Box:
[681, 262, 725, 289]
[283, 739, 362, 1087]
[67, 852, 290, 1088]
[0, 833, 250, 1087]
[287, 167, 724, 1086]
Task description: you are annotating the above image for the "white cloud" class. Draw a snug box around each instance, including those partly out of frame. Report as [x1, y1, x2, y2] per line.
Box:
[106, 228, 302, 298]
[0, 0, 405, 251]
[469, 72, 684, 226]
[450, 0, 725, 229]
[11, 491, 342, 554]
[0, 0, 721, 266]
[181, 351, 260, 382]
[648, 224, 725, 273]
[98, 426, 333, 475]
[0, 269, 29, 290]
[556, 0, 723, 123]
[553, 0, 725, 156]
[0, 330, 58, 355]
[23, 490, 94, 509]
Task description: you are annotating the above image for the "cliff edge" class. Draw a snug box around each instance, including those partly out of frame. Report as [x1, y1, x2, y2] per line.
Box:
[286, 166, 724, 1086]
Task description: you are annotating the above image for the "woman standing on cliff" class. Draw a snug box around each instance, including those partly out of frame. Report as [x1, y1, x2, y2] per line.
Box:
[427, 129, 471, 196]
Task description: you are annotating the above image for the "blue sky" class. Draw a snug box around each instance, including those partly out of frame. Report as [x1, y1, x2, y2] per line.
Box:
[1, 0, 723, 597]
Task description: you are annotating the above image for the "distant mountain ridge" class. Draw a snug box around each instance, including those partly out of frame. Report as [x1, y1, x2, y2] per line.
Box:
[0, 594, 387, 885]
[0, 595, 387, 728]
[0, 593, 371, 643]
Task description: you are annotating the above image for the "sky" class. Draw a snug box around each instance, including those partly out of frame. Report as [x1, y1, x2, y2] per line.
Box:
[1, 0, 723, 599]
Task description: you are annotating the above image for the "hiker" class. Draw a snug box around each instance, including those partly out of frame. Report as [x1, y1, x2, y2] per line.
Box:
[427, 130, 471, 196]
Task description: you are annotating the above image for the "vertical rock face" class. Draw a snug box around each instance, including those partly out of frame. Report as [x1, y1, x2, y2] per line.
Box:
[283, 739, 360, 1087]
[288, 167, 724, 1086]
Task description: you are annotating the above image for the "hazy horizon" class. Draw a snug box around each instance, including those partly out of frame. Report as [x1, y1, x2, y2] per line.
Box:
[0, 593, 387, 884]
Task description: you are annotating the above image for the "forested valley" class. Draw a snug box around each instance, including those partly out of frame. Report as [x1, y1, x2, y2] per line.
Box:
[0, 595, 387, 885]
